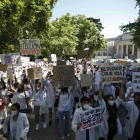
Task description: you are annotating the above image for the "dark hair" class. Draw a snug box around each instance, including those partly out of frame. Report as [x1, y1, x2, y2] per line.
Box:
[0, 80, 7, 90]
[134, 92, 140, 98]
[18, 84, 25, 92]
[80, 96, 90, 103]
[105, 94, 118, 117]
[12, 103, 20, 110]
[14, 82, 19, 88]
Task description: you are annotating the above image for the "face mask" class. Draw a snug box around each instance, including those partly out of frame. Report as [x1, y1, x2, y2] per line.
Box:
[0, 85, 3, 88]
[137, 100, 140, 105]
[36, 87, 40, 91]
[83, 104, 89, 110]
[11, 111, 18, 116]
[108, 101, 114, 106]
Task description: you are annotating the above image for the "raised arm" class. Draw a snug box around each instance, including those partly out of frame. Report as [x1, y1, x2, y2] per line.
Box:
[119, 80, 125, 99]
[99, 81, 103, 101]
[125, 88, 133, 101]
[42, 78, 45, 91]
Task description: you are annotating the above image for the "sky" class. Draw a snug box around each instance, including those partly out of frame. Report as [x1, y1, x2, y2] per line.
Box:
[51, 0, 139, 38]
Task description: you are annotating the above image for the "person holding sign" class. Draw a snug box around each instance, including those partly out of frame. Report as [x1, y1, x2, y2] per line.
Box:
[72, 96, 95, 140]
[98, 81, 124, 140]
[53, 86, 75, 139]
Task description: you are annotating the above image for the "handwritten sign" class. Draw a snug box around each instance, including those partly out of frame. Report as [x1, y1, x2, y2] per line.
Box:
[80, 74, 92, 87]
[132, 72, 140, 92]
[53, 65, 74, 87]
[27, 67, 42, 80]
[80, 107, 102, 131]
[57, 61, 66, 65]
[51, 54, 57, 62]
[0, 64, 8, 72]
[77, 50, 89, 60]
[1, 53, 21, 66]
[7, 69, 13, 79]
[19, 39, 41, 55]
[100, 66, 123, 83]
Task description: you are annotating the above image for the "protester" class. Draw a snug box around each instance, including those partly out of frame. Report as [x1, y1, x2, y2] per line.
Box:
[72, 96, 95, 140]
[3, 103, 29, 140]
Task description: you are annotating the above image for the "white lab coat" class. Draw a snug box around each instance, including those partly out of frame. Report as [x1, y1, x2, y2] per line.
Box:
[3, 113, 29, 140]
[45, 80, 55, 108]
[72, 107, 95, 140]
[121, 100, 139, 139]
[99, 97, 122, 138]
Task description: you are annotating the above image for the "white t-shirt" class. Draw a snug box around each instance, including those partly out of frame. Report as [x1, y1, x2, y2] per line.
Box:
[16, 91, 29, 110]
[57, 89, 72, 112]
[32, 89, 44, 106]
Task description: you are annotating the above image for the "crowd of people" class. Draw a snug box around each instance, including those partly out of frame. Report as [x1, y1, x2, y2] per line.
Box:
[0, 59, 140, 140]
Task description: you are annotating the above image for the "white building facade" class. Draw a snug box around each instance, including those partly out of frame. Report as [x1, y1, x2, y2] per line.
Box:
[95, 32, 140, 59]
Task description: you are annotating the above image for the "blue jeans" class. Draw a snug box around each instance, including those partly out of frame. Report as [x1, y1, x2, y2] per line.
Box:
[58, 111, 70, 136]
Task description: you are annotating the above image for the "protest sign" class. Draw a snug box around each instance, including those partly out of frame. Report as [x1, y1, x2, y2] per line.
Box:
[1, 53, 21, 66]
[119, 61, 127, 66]
[132, 72, 140, 92]
[53, 65, 74, 87]
[51, 54, 57, 62]
[80, 74, 92, 87]
[125, 62, 132, 66]
[132, 62, 139, 67]
[43, 58, 48, 62]
[100, 65, 123, 83]
[114, 54, 119, 59]
[77, 50, 89, 60]
[7, 69, 13, 79]
[96, 60, 101, 65]
[19, 39, 41, 55]
[57, 61, 66, 65]
[0, 64, 8, 72]
[79, 107, 102, 131]
[21, 57, 30, 63]
[27, 67, 42, 80]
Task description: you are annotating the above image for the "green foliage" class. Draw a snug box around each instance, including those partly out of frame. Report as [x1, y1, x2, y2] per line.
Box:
[0, 0, 57, 53]
[42, 13, 107, 57]
[120, 0, 140, 48]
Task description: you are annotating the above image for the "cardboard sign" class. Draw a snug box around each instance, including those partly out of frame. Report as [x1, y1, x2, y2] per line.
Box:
[119, 61, 127, 66]
[100, 66, 123, 83]
[1, 53, 21, 66]
[132, 72, 140, 92]
[27, 67, 42, 80]
[19, 39, 41, 55]
[43, 58, 48, 62]
[80, 74, 92, 87]
[125, 62, 132, 66]
[77, 50, 89, 60]
[51, 54, 57, 62]
[53, 65, 74, 87]
[57, 61, 66, 65]
[80, 107, 102, 131]
[0, 64, 8, 72]
[7, 69, 13, 79]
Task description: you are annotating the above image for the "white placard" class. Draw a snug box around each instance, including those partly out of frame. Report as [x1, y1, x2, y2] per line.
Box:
[7, 69, 13, 79]
[21, 57, 30, 63]
[132, 72, 140, 92]
[96, 60, 101, 65]
[79, 107, 102, 131]
[51, 54, 57, 62]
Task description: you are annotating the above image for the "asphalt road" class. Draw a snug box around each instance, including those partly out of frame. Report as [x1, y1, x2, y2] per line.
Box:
[0, 105, 128, 140]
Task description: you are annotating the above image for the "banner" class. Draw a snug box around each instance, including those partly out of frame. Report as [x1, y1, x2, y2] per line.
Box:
[27, 67, 42, 80]
[77, 50, 89, 60]
[80, 74, 92, 87]
[80, 107, 102, 131]
[132, 72, 140, 92]
[125, 62, 132, 66]
[57, 61, 66, 65]
[1, 53, 21, 66]
[7, 69, 13, 79]
[51, 54, 57, 62]
[0, 64, 8, 72]
[53, 65, 74, 87]
[100, 65, 123, 83]
[19, 39, 41, 55]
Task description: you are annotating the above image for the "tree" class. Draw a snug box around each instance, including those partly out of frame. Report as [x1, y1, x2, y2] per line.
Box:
[0, 0, 57, 53]
[120, 0, 140, 48]
[41, 13, 107, 57]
